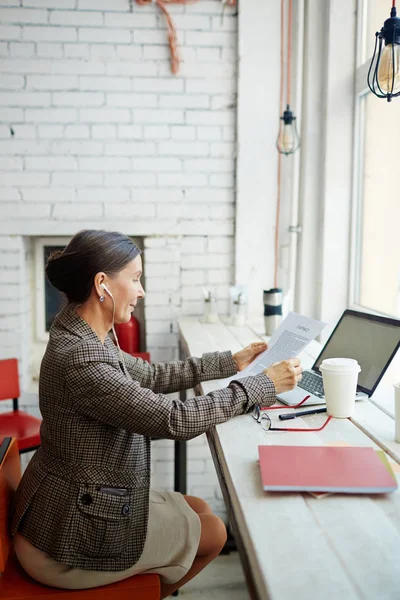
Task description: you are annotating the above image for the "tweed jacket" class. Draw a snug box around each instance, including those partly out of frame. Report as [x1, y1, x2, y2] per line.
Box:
[11, 304, 276, 572]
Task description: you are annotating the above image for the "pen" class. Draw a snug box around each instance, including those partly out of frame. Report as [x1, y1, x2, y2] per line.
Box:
[278, 407, 327, 420]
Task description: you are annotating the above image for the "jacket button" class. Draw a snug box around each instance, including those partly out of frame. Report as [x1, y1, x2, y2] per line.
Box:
[122, 504, 131, 516]
[81, 493, 93, 506]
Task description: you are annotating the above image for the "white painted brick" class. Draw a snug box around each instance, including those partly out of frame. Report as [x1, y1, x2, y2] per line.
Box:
[0, 26, 21, 40]
[181, 253, 232, 269]
[0, 125, 11, 138]
[36, 42, 63, 57]
[21, 187, 76, 202]
[145, 262, 179, 278]
[104, 141, 155, 156]
[0, 0, 18, 5]
[179, 204, 209, 219]
[145, 306, 175, 321]
[144, 292, 171, 307]
[23, 26, 77, 42]
[186, 110, 235, 126]
[103, 172, 155, 187]
[52, 141, 103, 155]
[142, 45, 170, 61]
[143, 125, 170, 140]
[158, 141, 209, 157]
[79, 156, 129, 171]
[132, 189, 183, 204]
[53, 203, 103, 220]
[184, 158, 232, 172]
[78, 0, 129, 10]
[207, 268, 231, 285]
[106, 61, 157, 76]
[181, 286, 203, 301]
[144, 237, 167, 249]
[64, 43, 90, 59]
[5, 124, 35, 138]
[0, 42, 7, 56]
[26, 108, 77, 122]
[50, 59, 105, 76]
[64, 125, 90, 139]
[170, 126, 196, 141]
[208, 237, 233, 253]
[0, 8, 48, 24]
[52, 171, 102, 185]
[159, 94, 209, 109]
[0, 172, 49, 186]
[0, 188, 20, 200]
[92, 124, 117, 138]
[8, 42, 35, 57]
[210, 142, 235, 157]
[144, 275, 179, 292]
[211, 94, 236, 110]
[107, 93, 157, 108]
[181, 270, 206, 286]
[209, 173, 234, 188]
[0, 269, 20, 284]
[134, 109, 185, 125]
[181, 300, 203, 315]
[0, 140, 51, 154]
[197, 126, 222, 141]
[186, 78, 236, 94]
[103, 203, 155, 219]
[158, 173, 207, 187]
[25, 156, 77, 170]
[27, 75, 78, 90]
[196, 47, 220, 61]
[222, 46, 237, 62]
[23, 0, 76, 6]
[185, 31, 234, 47]
[133, 29, 183, 46]
[104, 12, 157, 29]
[0, 92, 51, 106]
[50, 10, 103, 27]
[79, 108, 130, 123]
[223, 126, 235, 141]
[132, 78, 184, 93]
[0, 58, 50, 73]
[90, 44, 116, 59]
[147, 333, 177, 348]
[117, 124, 143, 139]
[209, 204, 235, 219]
[0, 202, 51, 219]
[189, 1, 224, 14]
[0, 156, 22, 170]
[173, 15, 210, 30]
[145, 247, 180, 264]
[115, 45, 142, 60]
[80, 76, 131, 91]
[132, 157, 181, 172]
[0, 74, 24, 89]
[79, 28, 130, 44]
[76, 188, 129, 203]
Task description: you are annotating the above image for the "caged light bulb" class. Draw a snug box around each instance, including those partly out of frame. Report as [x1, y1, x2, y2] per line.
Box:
[377, 43, 400, 94]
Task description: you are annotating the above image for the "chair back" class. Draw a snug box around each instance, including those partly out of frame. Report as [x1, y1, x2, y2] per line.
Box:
[0, 359, 20, 403]
[0, 438, 21, 573]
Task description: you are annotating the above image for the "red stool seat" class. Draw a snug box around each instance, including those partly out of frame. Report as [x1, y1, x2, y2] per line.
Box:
[0, 411, 41, 452]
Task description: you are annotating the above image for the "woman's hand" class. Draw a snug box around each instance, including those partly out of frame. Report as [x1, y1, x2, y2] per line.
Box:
[233, 342, 268, 372]
[264, 358, 302, 394]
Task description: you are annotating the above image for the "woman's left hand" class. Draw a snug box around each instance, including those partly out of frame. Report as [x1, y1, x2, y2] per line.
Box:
[232, 341, 268, 372]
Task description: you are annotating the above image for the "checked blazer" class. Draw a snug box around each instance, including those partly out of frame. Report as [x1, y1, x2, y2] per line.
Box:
[11, 304, 276, 572]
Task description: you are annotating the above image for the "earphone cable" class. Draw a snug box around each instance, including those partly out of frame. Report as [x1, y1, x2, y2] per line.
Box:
[109, 295, 128, 376]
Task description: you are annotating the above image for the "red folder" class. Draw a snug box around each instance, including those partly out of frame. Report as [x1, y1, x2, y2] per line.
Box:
[258, 445, 398, 493]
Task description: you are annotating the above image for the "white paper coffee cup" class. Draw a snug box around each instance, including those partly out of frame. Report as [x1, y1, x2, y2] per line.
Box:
[394, 383, 400, 443]
[319, 358, 361, 418]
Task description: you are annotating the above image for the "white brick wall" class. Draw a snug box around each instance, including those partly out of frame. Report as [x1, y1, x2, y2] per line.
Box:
[0, 0, 237, 517]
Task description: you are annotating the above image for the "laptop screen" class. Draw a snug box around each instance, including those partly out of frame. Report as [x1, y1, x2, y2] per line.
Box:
[313, 310, 400, 394]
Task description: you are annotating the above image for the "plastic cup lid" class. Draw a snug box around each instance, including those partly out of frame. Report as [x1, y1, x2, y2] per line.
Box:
[320, 358, 361, 372]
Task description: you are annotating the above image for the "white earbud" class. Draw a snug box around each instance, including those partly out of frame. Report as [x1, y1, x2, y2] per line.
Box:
[100, 283, 113, 298]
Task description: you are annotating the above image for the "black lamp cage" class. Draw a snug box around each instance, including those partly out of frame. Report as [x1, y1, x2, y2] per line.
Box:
[367, 6, 400, 101]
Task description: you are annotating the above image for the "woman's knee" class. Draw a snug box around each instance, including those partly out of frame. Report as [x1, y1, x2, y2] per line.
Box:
[197, 513, 227, 556]
[183, 495, 213, 515]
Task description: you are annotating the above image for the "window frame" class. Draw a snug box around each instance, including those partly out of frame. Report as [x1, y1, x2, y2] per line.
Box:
[34, 236, 70, 342]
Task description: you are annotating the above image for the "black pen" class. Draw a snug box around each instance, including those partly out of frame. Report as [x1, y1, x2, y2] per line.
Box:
[278, 407, 327, 421]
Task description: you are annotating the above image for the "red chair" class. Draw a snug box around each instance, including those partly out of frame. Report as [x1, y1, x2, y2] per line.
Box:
[0, 359, 41, 454]
[0, 437, 161, 600]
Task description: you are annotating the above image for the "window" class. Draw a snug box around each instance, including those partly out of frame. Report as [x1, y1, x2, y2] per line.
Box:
[351, 0, 400, 318]
[34, 237, 70, 342]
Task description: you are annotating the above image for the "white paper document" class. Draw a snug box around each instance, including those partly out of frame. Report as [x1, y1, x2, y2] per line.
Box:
[222, 312, 326, 384]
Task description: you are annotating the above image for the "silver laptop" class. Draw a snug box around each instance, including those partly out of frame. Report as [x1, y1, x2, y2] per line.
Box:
[277, 309, 400, 406]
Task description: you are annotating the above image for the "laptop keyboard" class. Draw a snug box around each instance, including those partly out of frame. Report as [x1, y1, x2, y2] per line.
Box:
[297, 371, 325, 398]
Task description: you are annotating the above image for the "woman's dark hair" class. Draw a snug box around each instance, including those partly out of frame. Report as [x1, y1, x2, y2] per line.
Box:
[46, 230, 141, 303]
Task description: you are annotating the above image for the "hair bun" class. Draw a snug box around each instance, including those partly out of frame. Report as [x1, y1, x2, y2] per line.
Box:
[47, 249, 64, 262]
[45, 249, 70, 293]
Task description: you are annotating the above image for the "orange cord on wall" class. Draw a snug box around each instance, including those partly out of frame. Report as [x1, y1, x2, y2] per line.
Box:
[135, 0, 237, 74]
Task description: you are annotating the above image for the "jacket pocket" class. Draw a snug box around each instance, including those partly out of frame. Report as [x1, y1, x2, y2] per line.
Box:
[72, 483, 135, 559]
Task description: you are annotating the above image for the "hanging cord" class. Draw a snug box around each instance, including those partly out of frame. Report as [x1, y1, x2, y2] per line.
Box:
[274, 0, 293, 289]
[135, 0, 237, 74]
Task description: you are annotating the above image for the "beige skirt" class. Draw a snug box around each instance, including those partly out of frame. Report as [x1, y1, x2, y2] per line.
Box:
[14, 489, 201, 589]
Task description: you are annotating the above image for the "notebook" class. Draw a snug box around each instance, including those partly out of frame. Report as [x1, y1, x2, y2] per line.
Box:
[258, 445, 398, 493]
[277, 309, 400, 406]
